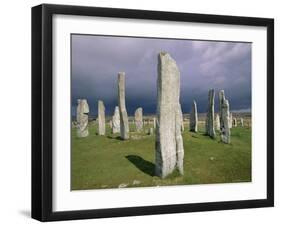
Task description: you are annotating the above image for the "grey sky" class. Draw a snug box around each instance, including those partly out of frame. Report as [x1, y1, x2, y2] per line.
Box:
[71, 34, 251, 117]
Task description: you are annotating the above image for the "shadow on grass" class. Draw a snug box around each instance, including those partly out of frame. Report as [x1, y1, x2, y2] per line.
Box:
[126, 155, 155, 176]
[106, 135, 124, 140]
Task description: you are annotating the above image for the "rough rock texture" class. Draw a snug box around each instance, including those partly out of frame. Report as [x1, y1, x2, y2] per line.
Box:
[215, 114, 220, 131]
[233, 118, 237, 127]
[229, 113, 233, 129]
[205, 89, 216, 138]
[98, 100, 106, 135]
[134, 107, 143, 132]
[190, 100, 198, 132]
[220, 99, 231, 143]
[76, 99, 89, 137]
[218, 90, 225, 130]
[240, 118, 244, 127]
[155, 52, 184, 178]
[112, 106, 120, 134]
[149, 127, 154, 135]
[118, 72, 130, 139]
[109, 120, 112, 129]
[153, 117, 156, 129]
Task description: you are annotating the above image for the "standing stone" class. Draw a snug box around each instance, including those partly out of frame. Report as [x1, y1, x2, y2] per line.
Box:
[233, 118, 237, 127]
[98, 100, 105, 135]
[148, 127, 154, 135]
[240, 118, 244, 127]
[190, 100, 198, 132]
[229, 112, 233, 129]
[220, 99, 231, 143]
[118, 72, 129, 139]
[205, 89, 216, 138]
[76, 99, 89, 137]
[112, 106, 120, 134]
[134, 107, 143, 132]
[218, 90, 225, 130]
[215, 114, 220, 131]
[153, 117, 156, 129]
[155, 52, 184, 178]
[109, 120, 112, 129]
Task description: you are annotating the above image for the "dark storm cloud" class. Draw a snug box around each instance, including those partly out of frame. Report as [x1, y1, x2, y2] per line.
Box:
[71, 35, 251, 117]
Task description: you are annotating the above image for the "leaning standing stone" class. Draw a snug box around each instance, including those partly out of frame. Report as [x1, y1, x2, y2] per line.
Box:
[98, 100, 106, 135]
[153, 117, 156, 129]
[76, 99, 89, 137]
[155, 52, 184, 178]
[112, 106, 120, 134]
[134, 107, 143, 132]
[118, 72, 130, 139]
[205, 89, 216, 138]
[179, 104, 184, 132]
[190, 100, 198, 132]
[220, 99, 231, 143]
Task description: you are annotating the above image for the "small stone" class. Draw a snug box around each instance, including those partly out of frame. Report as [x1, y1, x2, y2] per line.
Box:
[112, 106, 120, 134]
[118, 183, 128, 188]
[133, 180, 141, 185]
[134, 107, 143, 132]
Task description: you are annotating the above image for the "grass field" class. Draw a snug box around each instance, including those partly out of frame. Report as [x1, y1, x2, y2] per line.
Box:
[71, 122, 251, 190]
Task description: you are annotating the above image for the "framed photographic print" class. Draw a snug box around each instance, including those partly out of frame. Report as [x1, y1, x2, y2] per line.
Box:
[31, 4, 274, 221]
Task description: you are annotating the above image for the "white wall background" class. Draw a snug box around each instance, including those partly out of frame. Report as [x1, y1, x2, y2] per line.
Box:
[0, 0, 279, 225]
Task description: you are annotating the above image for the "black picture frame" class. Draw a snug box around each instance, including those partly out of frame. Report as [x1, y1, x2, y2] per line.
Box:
[31, 3, 274, 222]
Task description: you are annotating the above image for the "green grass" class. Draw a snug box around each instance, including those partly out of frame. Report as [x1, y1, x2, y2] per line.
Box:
[71, 123, 251, 190]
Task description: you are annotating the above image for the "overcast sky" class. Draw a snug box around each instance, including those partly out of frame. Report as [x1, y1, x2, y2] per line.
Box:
[71, 34, 251, 117]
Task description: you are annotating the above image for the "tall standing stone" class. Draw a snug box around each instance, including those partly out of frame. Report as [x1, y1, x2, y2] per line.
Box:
[220, 99, 231, 143]
[205, 89, 216, 138]
[155, 52, 184, 178]
[153, 117, 156, 129]
[215, 114, 220, 131]
[118, 72, 129, 140]
[134, 107, 143, 132]
[229, 112, 233, 129]
[190, 100, 198, 132]
[76, 99, 89, 137]
[218, 90, 225, 130]
[112, 106, 120, 134]
[98, 100, 105, 135]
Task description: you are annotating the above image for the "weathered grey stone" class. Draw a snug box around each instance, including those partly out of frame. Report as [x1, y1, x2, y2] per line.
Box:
[190, 100, 198, 132]
[215, 114, 220, 131]
[233, 118, 237, 127]
[134, 107, 143, 132]
[76, 99, 89, 137]
[109, 120, 112, 129]
[118, 72, 129, 139]
[218, 90, 225, 130]
[205, 89, 216, 138]
[148, 127, 154, 135]
[240, 118, 244, 127]
[98, 100, 106, 135]
[229, 113, 233, 129]
[153, 117, 156, 129]
[155, 52, 184, 178]
[112, 106, 120, 134]
[220, 99, 231, 143]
